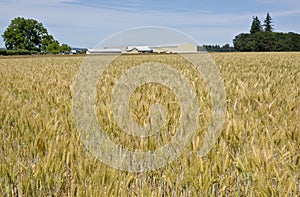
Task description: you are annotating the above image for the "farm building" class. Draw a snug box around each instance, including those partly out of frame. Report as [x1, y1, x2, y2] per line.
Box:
[70, 49, 77, 54]
[86, 48, 122, 54]
[86, 42, 197, 54]
[125, 46, 153, 54]
[153, 42, 197, 53]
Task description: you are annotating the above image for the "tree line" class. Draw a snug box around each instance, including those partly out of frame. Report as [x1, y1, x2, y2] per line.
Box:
[233, 13, 300, 52]
[2, 15, 300, 55]
[1, 17, 71, 55]
[202, 44, 235, 52]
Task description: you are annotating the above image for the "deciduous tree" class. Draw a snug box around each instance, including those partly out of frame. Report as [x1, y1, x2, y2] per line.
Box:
[2, 17, 71, 54]
[2, 17, 48, 51]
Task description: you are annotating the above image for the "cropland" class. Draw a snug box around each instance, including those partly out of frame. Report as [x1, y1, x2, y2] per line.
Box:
[0, 53, 299, 196]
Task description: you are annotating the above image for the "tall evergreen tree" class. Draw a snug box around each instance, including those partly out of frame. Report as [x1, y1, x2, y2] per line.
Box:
[264, 13, 273, 32]
[234, 14, 300, 52]
[250, 16, 262, 34]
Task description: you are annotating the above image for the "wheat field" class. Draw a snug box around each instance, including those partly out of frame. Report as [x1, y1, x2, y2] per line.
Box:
[0, 53, 299, 196]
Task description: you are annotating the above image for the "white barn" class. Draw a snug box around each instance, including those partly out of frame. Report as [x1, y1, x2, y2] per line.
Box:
[153, 42, 197, 53]
[125, 46, 153, 53]
[86, 48, 122, 54]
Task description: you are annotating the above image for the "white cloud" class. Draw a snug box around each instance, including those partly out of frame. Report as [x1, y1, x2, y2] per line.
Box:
[4, 0, 76, 4]
[272, 10, 300, 17]
[254, 0, 300, 9]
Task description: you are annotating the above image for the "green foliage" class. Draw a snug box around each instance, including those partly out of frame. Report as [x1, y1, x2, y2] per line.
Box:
[234, 32, 300, 52]
[2, 17, 72, 55]
[2, 17, 48, 52]
[234, 13, 300, 51]
[203, 44, 235, 52]
[264, 13, 273, 32]
[233, 33, 253, 51]
[41, 38, 60, 54]
[0, 48, 6, 55]
[250, 16, 263, 34]
[0, 49, 33, 55]
[60, 44, 72, 54]
[41, 34, 56, 53]
[47, 41, 60, 54]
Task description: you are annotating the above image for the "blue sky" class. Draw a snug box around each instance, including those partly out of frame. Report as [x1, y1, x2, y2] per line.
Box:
[0, 0, 300, 48]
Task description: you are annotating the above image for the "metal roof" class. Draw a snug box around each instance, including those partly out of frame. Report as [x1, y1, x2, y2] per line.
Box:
[126, 46, 153, 52]
[87, 48, 122, 53]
